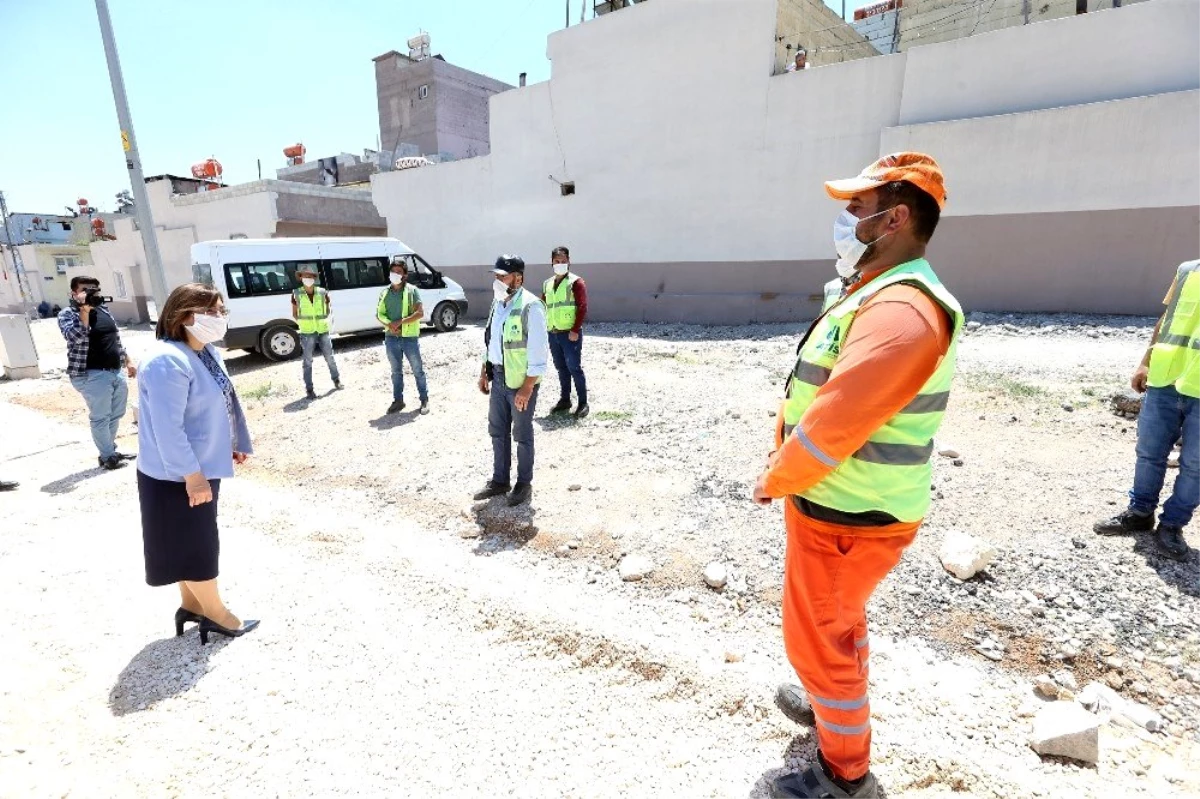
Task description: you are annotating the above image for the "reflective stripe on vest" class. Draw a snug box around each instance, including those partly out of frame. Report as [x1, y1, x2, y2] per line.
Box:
[544, 274, 579, 332]
[294, 288, 330, 335]
[1147, 260, 1200, 398]
[780, 259, 964, 523]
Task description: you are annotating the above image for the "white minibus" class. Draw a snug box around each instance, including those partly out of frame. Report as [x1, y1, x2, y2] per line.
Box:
[190, 238, 468, 360]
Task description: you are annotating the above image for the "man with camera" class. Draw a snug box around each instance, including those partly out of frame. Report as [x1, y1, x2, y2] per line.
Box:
[58, 276, 137, 470]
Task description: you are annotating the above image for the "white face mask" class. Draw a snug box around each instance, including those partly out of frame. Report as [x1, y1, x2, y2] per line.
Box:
[553, 262, 570, 276]
[185, 313, 228, 344]
[301, 278, 316, 288]
[833, 208, 891, 278]
[389, 272, 405, 285]
[493, 278, 513, 301]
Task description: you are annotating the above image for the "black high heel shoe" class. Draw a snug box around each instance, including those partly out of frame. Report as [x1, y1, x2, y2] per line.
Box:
[175, 608, 204, 637]
[198, 617, 261, 646]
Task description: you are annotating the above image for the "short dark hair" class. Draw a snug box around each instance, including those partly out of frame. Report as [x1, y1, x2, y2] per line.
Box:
[551, 246, 569, 259]
[156, 283, 223, 341]
[70, 276, 100, 291]
[878, 180, 940, 243]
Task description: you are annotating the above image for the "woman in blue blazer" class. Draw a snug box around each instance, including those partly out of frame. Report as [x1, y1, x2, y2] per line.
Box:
[137, 283, 258, 645]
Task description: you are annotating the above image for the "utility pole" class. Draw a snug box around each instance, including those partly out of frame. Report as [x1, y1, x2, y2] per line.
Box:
[94, 0, 168, 318]
[566, 0, 570, 27]
[0, 191, 35, 315]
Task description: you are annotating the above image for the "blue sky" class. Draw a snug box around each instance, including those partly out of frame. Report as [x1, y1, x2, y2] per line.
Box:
[0, 0, 844, 215]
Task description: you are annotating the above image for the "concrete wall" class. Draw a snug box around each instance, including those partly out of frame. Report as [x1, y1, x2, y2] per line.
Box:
[853, 9, 900, 54]
[371, 0, 1200, 321]
[431, 58, 512, 158]
[774, 0, 877, 70]
[897, 0, 1152, 52]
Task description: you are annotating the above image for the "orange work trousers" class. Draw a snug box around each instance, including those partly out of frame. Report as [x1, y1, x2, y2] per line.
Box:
[781, 499, 916, 782]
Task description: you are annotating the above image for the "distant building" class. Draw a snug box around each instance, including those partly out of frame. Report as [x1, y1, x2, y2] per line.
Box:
[374, 45, 513, 162]
[855, 0, 1153, 55]
[85, 175, 386, 322]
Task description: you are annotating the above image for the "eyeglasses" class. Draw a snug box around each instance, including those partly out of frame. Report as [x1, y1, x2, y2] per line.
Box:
[197, 307, 230, 318]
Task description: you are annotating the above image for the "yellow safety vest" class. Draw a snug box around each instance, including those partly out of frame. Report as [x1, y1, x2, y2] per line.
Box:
[543, 274, 579, 332]
[1148, 260, 1200, 398]
[376, 285, 420, 338]
[781, 259, 964, 523]
[294, 287, 330, 335]
[484, 288, 545, 390]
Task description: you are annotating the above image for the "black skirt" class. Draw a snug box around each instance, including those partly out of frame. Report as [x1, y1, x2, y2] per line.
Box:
[138, 469, 221, 587]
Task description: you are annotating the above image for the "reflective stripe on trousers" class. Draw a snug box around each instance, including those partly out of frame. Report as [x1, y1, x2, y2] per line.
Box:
[781, 500, 914, 782]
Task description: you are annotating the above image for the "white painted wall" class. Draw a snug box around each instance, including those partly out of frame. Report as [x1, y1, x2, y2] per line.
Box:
[882, 89, 1200, 217]
[371, 0, 1198, 316]
[375, 0, 1197, 265]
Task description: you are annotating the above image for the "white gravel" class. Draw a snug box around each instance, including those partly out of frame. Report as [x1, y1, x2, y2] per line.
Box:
[1, 313, 1197, 798]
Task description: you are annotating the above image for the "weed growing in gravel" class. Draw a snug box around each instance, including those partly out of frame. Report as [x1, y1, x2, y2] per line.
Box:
[594, 410, 633, 421]
[242, 382, 277, 401]
[967, 372, 1046, 399]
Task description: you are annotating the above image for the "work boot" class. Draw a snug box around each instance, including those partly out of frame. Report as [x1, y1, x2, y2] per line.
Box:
[99, 455, 126, 471]
[306, 389, 317, 400]
[472, 481, 511, 501]
[774, 683, 816, 726]
[1156, 524, 1190, 561]
[507, 483, 532, 507]
[770, 751, 879, 798]
[387, 400, 405, 414]
[114, 452, 137, 461]
[1093, 509, 1154, 536]
[574, 404, 590, 419]
[334, 381, 343, 390]
[419, 401, 430, 415]
[551, 398, 572, 414]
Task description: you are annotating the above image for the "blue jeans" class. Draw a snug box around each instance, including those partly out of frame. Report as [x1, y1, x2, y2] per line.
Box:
[1129, 385, 1199, 528]
[385, 335, 427, 404]
[549, 331, 588, 406]
[488, 364, 538, 486]
[70, 369, 128, 460]
[300, 332, 340, 393]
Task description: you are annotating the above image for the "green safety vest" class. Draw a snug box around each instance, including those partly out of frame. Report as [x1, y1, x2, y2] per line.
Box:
[376, 285, 420, 338]
[293, 287, 330, 335]
[543, 274, 579, 332]
[1147, 260, 1199, 399]
[485, 288, 545, 390]
[782, 258, 964, 523]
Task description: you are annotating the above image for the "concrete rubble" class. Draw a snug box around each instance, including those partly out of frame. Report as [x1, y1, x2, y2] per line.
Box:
[938, 529, 997, 581]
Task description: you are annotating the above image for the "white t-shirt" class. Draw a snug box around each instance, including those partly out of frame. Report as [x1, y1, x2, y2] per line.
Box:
[786, 62, 810, 72]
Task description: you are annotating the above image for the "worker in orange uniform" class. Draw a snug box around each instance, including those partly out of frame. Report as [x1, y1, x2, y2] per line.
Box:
[753, 153, 962, 799]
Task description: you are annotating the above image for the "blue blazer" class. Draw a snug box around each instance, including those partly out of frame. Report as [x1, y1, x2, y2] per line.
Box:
[137, 340, 253, 482]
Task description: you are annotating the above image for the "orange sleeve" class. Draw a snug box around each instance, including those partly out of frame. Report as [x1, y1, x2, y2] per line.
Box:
[1164, 276, 1178, 306]
[762, 285, 951, 498]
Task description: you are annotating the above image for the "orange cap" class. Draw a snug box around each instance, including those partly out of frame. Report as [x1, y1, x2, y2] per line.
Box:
[824, 152, 947, 209]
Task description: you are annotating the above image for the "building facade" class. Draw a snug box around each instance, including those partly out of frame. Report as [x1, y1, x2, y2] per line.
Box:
[374, 51, 513, 162]
[87, 176, 386, 322]
[370, 0, 1198, 323]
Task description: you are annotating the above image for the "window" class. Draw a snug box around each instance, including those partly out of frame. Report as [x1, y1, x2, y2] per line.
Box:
[418, 84, 429, 100]
[112, 271, 128, 300]
[54, 256, 79, 274]
[225, 262, 300, 297]
[225, 260, 339, 297]
[560, 181, 576, 197]
[325, 258, 388, 290]
[192, 263, 214, 285]
[61, 222, 72, 231]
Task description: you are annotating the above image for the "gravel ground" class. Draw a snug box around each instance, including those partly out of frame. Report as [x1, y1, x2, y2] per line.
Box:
[1, 312, 1197, 798]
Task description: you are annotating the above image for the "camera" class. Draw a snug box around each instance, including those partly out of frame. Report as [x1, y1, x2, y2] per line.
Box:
[84, 287, 113, 307]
